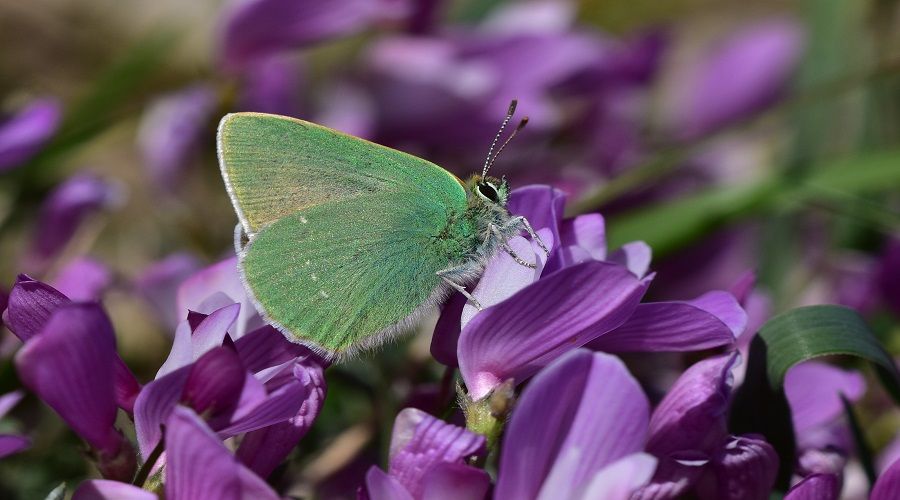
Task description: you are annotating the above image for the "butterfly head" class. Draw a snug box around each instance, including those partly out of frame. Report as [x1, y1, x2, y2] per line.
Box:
[467, 174, 509, 208]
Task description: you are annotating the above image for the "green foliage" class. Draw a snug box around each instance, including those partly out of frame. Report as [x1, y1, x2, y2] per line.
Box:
[606, 149, 900, 256]
[731, 305, 899, 491]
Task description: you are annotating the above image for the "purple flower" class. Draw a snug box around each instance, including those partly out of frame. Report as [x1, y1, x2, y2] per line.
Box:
[872, 454, 900, 500]
[877, 238, 900, 316]
[635, 354, 778, 499]
[134, 252, 202, 329]
[362, 408, 489, 500]
[784, 473, 840, 500]
[15, 302, 137, 480]
[29, 174, 123, 268]
[166, 406, 279, 499]
[878, 432, 900, 474]
[437, 186, 743, 399]
[4, 275, 142, 412]
[664, 18, 804, 139]
[237, 54, 304, 117]
[134, 303, 326, 478]
[785, 361, 866, 475]
[0, 98, 61, 172]
[72, 480, 156, 500]
[0, 391, 29, 459]
[495, 350, 657, 499]
[176, 257, 264, 339]
[136, 85, 217, 189]
[50, 257, 113, 301]
[218, 0, 409, 71]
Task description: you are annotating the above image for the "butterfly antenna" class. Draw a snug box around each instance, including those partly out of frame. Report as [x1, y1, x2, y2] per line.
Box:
[485, 117, 528, 174]
[482, 100, 518, 177]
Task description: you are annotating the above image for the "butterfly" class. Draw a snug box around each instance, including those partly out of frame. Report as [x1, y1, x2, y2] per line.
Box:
[218, 101, 547, 360]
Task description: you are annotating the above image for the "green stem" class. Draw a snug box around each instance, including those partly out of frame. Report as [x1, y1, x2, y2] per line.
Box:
[132, 434, 165, 488]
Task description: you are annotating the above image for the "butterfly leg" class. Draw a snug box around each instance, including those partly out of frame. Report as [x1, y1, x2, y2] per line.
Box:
[436, 268, 483, 310]
[509, 216, 551, 256]
[491, 224, 538, 269]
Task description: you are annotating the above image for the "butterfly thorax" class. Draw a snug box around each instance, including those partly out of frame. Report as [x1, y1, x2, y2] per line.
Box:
[440, 175, 519, 275]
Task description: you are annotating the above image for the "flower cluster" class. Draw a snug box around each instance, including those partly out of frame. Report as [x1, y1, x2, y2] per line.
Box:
[1, 0, 899, 498]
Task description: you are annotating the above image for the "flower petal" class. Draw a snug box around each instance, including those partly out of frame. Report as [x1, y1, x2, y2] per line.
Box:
[460, 236, 543, 329]
[507, 185, 567, 244]
[0, 391, 24, 420]
[219, 362, 315, 436]
[31, 174, 123, 264]
[669, 19, 804, 138]
[182, 346, 247, 418]
[15, 303, 121, 453]
[177, 257, 262, 339]
[784, 361, 866, 436]
[631, 454, 708, 500]
[236, 358, 326, 477]
[365, 466, 414, 500]
[51, 257, 112, 301]
[647, 354, 738, 456]
[784, 474, 840, 500]
[191, 303, 241, 360]
[165, 406, 278, 500]
[137, 85, 216, 189]
[134, 253, 202, 329]
[237, 55, 304, 117]
[420, 463, 491, 500]
[591, 298, 738, 353]
[234, 324, 322, 372]
[156, 320, 194, 378]
[218, 0, 404, 71]
[0, 435, 30, 459]
[4, 274, 70, 342]
[872, 454, 900, 500]
[562, 213, 606, 258]
[0, 98, 61, 172]
[578, 453, 657, 500]
[72, 480, 157, 500]
[135, 365, 191, 457]
[388, 408, 485, 498]
[689, 291, 747, 337]
[430, 291, 467, 367]
[458, 261, 645, 399]
[608, 241, 652, 278]
[496, 350, 650, 499]
[705, 435, 778, 500]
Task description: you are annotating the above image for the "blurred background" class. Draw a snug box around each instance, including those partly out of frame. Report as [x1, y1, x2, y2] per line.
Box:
[1, 0, 899, 497]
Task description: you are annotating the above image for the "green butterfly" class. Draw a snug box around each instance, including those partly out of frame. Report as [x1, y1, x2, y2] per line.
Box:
[217, 102, 547, 360]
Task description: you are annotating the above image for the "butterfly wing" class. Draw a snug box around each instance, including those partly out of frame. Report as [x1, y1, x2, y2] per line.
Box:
[218, 112, 465, 235]
[217, 113, 470, 356]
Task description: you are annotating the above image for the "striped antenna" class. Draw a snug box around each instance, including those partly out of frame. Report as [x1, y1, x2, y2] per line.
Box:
[482, 100, 518, 177]
[485, 117, 528, 175]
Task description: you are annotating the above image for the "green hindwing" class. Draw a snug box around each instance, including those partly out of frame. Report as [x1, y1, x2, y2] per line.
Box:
[217, 113, 470, 357]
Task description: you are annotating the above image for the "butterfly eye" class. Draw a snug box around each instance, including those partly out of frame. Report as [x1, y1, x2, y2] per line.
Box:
[477, 182, 500, 203]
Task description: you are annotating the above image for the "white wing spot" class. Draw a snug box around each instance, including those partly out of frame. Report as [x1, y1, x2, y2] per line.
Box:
[319, 290, 330, 299]
[311, 274, 319, 281]
[299, 215, 308, 224]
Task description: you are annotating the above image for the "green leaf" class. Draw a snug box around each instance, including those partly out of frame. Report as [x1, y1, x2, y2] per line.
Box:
[604, 149, 900, 256]
[842, 395, 876, 490]
[758, 305, 900, 403]
[730, 336, 796, 490]
[605, 181, 776, 254]
[730, 305, 899, 491]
